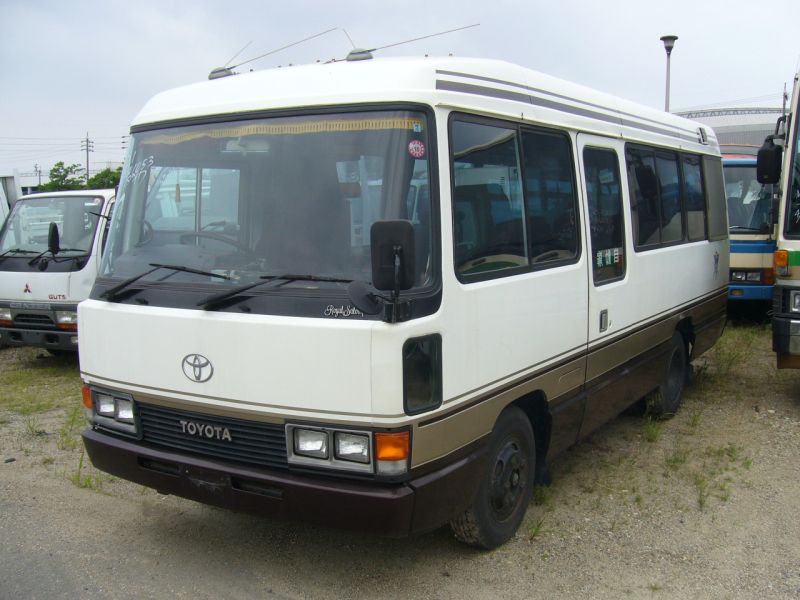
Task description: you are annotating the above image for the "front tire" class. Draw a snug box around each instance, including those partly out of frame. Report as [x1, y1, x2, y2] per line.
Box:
[450, 406, 535, 549]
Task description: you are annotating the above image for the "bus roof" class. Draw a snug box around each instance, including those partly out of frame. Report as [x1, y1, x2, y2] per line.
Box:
[132, 56, 718, 154]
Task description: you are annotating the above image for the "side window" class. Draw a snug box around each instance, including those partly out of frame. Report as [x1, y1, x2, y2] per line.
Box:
[584, 148, 625, 283]
[627, 147, 660, 248]
[200, 168, 240, 234]
[451, 119, 526, 278]
[522, 130, 579, 264]
[703, 156, 728, 241]
[683, 155, 707, 241]
[145, 166, 198, 231]
[656, 151, 684, 244]
[101, 201, 115, 254]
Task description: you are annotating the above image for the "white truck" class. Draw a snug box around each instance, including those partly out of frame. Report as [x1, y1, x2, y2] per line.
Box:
[0, 189, 115, 352]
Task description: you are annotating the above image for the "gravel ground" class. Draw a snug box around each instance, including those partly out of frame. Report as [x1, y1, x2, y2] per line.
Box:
[1, 320, 799, 600]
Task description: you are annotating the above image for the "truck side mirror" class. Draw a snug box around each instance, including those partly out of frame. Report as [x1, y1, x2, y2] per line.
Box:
[757, 136, 783, 184]
[47, 221, 61, 255]
[371, 220, 415, 292]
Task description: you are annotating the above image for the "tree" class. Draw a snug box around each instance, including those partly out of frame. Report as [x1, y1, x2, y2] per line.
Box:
[39, 161, 85, 191]
[88, 166, 122, 190]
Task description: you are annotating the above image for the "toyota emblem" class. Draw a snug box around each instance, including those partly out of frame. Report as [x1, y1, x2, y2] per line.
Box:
[182, 354, 214, 383]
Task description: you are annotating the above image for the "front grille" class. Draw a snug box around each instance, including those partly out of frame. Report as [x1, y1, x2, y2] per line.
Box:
[137, 403, 288, 470]
[14, 313, 54, 327]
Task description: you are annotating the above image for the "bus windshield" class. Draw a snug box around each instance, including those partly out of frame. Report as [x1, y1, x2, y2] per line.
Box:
[723, 162, 772, 232]
[786, 123, 800, 237]
[102, 110, 434, 291]
[0, 195, 104, 256]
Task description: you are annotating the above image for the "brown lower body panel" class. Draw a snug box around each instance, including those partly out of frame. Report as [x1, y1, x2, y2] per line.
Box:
[82, 428, 486, 537]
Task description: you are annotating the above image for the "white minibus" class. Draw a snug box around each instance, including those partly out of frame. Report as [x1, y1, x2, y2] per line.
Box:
[79, 56, 728, 548]
[0, 189, 115, 352]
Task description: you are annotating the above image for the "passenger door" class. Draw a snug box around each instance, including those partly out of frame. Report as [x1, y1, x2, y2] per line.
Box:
[576, 134, 639, 436]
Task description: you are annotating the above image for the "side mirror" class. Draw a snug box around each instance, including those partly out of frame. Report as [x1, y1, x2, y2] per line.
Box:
[371, 220, 415, 292]
[757, 136, 783, 184]
[47, 222, 61, 255]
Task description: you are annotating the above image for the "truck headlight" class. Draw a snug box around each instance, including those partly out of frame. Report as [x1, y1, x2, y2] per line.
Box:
[0, 308, 12, 325]
[791, 291, 800, 313]
[55, 310, 78, 331]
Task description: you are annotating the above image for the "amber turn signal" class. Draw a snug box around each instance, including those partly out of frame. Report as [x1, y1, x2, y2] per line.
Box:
[82, 385, 92, 409]
[774, 249, 789, 268]
[375, 431, 410, 461]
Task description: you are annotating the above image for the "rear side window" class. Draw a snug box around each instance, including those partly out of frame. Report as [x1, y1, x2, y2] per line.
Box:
[703, 156, 728, 241]
[683, 155, 707, 241]
[584, 147, 625, 283]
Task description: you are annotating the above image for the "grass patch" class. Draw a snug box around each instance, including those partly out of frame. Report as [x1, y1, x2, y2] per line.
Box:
[69, 448, 104, 490]
[642, 417, 662, 443]
[0, 350, 81, 414]
[57, 406, 83, 451]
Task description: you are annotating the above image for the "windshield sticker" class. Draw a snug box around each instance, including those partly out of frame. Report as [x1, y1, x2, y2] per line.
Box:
[126, 156, 154, 184]
[408, 140, 426, 159]
[142, 118, 425, 146]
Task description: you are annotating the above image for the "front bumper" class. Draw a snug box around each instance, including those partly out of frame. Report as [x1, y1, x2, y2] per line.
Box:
[82, 428, 487, 537]
[728, 284, 773, 301]
[0, 326, 78, 351]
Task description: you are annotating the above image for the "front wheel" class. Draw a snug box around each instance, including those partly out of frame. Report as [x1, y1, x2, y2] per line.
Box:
[450, 406, 535, 549]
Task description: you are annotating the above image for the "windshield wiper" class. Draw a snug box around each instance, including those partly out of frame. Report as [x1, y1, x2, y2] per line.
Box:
[199, 273, 351, 311]
[0, 248, 37, 262]
[28, 247, 88, 266]
[101, 263, 231, 302]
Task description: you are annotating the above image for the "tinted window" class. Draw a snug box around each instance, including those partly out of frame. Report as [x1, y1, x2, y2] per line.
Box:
[656, 152, 683, 244]
[683, 155, 707, 241]
[522, 130, 579, 264]
[626, 147, 660, 247]
[584, 147, 625, 283]
[451, 120, 527, 278]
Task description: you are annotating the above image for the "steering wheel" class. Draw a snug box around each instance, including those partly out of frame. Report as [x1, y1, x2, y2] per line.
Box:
[179, 231, 254, 255]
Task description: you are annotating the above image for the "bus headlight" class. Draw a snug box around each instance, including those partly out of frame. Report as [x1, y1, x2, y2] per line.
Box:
[286, 425, 400, 475]
[293, 428, 329, 459]
[88, 387, 138, 436]
[0, 308, 12, 326]
[334, 432, 370, 464]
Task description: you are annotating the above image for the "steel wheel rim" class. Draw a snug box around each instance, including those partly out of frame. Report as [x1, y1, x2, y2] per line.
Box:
[489, 437, 528, 522]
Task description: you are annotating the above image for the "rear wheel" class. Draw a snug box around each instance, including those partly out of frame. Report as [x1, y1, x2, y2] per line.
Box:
[646, 331, 688, 418]
[450, 406, 535, 549]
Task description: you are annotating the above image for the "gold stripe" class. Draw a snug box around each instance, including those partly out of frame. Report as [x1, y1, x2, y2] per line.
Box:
[142, 118, 424, 145]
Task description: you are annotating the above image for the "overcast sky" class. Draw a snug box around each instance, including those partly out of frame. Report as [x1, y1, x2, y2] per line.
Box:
[1, 0, 799, 179]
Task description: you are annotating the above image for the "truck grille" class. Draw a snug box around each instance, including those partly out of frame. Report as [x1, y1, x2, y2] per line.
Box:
[137, 403, 288, 470]
[14, 314, 54, 327]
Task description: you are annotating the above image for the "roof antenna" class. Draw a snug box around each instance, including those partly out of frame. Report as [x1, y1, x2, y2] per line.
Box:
[209, 28, 338, 80]
[343, 23, 479, 62]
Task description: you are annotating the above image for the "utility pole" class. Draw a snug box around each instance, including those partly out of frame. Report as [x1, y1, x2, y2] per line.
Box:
[80, 133, 94, 185]
[34, 164, 41, 186]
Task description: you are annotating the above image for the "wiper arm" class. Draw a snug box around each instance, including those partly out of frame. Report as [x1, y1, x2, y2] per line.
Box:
[199, 273, 351, 311]
[0, 248, 37, 262]
[101, 263, 230, 302]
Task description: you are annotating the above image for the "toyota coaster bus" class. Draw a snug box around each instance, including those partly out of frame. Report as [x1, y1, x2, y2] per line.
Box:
[0, 189, 115, 352]
[79, 55, 728, 548]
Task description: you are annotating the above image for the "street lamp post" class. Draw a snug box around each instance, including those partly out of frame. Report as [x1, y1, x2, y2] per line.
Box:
[660, 35, 678, 112]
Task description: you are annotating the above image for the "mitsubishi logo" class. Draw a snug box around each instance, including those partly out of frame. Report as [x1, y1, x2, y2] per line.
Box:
[182, 354, 214, 383]
[23, 283, 31, 294]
